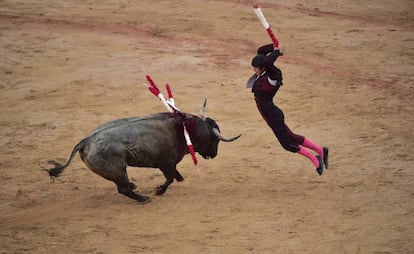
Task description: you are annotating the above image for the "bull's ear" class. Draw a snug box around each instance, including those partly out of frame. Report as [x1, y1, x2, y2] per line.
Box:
[198, 98, 207, 120]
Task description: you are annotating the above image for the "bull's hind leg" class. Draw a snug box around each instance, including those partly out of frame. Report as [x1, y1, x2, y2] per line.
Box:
[114, 174, 151, 203]
[82, 157, 150, 203]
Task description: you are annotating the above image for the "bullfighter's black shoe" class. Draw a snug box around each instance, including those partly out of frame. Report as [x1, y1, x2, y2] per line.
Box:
[323, 147, 329, 169]
[316, 155, 323, 176]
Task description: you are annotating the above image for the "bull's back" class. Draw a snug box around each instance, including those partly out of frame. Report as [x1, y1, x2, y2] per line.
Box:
[81, 113, 179, 167]
[89, 113, 169, 134]
[88, 113, 175, 142]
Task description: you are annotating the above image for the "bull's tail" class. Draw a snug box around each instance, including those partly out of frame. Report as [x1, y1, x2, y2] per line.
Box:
[48, 138, 87, 179]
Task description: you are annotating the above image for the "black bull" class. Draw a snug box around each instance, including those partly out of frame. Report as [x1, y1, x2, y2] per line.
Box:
[47, 112, 240, 203]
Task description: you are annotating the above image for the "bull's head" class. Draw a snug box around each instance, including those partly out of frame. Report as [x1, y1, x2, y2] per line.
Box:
[194, 99, 241, 159]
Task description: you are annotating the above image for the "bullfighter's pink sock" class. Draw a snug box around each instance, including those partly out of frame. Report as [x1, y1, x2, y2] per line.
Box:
[302, 138, 323, 158]
[298, 146, 320, 168]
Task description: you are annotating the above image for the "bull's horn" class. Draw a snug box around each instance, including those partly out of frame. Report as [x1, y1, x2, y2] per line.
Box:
[213, 128, 241, 142]
[198, 98, 207, 120]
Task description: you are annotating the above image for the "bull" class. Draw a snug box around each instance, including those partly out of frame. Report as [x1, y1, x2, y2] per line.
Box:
[47, 102, 240, 203]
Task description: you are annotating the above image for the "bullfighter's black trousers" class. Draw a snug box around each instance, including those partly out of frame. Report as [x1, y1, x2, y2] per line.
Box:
[255, 96, 305, 153]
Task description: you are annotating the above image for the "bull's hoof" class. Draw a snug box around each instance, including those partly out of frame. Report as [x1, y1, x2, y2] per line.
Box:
[129, 182, 137, 190]
[136, 195, 152, 204]
[122, 191, 152, 204]
[155, 186, 166, 195]
[175, 174, 184, 182]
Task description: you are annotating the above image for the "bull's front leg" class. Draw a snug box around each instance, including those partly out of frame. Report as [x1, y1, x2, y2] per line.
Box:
[156, 165, 177, 195]
[175, 169, 184, 182]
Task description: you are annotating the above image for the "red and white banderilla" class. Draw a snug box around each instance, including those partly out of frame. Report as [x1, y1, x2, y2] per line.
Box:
[165, 82, 198, 167]
[145, 75, 199, 168]
[253, 3, 279, 47]
[165, 83, 175, 107]
[146, 75, 172, 113]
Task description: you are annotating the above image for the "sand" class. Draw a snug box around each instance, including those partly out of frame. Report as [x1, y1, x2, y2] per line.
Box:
[1, 0, 413, 253]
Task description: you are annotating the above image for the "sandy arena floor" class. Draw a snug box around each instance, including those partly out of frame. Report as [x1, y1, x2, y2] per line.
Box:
[1, 0, 413, 253]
